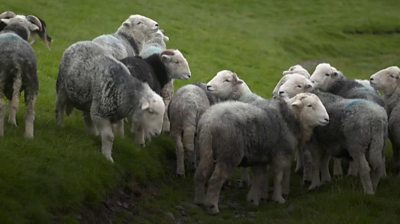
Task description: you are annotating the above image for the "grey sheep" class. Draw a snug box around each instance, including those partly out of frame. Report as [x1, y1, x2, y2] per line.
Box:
[168, 83, 219, 177]
[56, 53, 165, 162]
[0, 17, 39, 138]
[194, 92, 329, 214]
[93, 15, 160, 59]
[370, 66, 400, 175]
[278, 77, 388, 195]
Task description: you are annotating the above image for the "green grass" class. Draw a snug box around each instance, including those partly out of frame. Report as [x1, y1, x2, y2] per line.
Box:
[1, 0, 400, 223]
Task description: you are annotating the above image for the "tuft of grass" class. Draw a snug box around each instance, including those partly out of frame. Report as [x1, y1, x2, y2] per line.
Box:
[1, 0, 400, 223]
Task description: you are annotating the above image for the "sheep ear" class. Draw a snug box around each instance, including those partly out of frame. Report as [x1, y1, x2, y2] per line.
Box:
[291, 99, 303, 108]
[0, 18, 10, 25]
[232, 73, 243, 84]
[141, 101, 150, 110]
[161, 50, 175, 62]
[123, 21, 130, 28]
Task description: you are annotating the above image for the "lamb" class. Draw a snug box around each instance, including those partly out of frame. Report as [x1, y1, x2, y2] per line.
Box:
[310, 63, 384, 107]
[120, 49, 191, 95]
[370, 66, 400, 175]
[194, 92, 329, 214]
[0, 17, 40, 138]
[278, 76, 388, 194]
[0, 11, 52, 49]
[93, 15, 160, 59]
[56, 53, 165, 162]
[168, 83, 219, 177]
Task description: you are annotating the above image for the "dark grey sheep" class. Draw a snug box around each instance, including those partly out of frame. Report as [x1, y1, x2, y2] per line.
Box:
[168, 83, 219, 176]
[56, 53, 165, 162]
[194, 93, 329, 214]
[0, 19, 39, 138]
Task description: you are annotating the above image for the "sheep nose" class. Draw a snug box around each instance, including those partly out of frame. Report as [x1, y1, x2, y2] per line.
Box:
[207, 85, 213, 91]
[155, 23, 159, 27]
[370, 78, 374, 81]
[325, 118, 329, 122]
[279, 91, 285, 95]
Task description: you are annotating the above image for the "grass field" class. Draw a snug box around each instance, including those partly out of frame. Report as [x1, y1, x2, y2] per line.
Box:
[1, 0, 400, 223]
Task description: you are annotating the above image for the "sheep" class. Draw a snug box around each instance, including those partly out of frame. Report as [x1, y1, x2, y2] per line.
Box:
[310, 63, 384, 107]
[0, 17, 40, 138]
[93, 15, 160, 59]
[56, 53, 165, 162]
[120, 49, 191, 95]
[310, 63, 386, 176]
[168, 83, 219, 177]
[278, 76, 388, 194]
[0, 11, 52, 49]
[194, 92, 329, 214]
[370, 66, 400, 175]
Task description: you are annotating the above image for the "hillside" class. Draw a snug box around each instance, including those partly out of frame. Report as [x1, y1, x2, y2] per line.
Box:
[1, 0, 400, 223]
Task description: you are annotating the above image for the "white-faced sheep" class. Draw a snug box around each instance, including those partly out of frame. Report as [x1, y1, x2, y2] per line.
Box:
[56, 53, 165, 162]
[0, 16, 41, 138]
[168, 83, 219, 177]
[93, 15, 160, 59]
[278, 76, 388, 195]
[282, 64, 311, 78]
[0, 11, 52, 49]
[370, 66, 400, 175]
[194, 92, 329, 214]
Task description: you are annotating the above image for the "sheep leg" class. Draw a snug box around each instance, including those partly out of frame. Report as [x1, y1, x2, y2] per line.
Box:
[347, 160, 359, 176]
[321, 154, 331, 183]
[24, 95, 36, 139]
[247, 166, 266, 206]
[93, 117, 114, 163]
[282, 163, 292, 197]
[333, 158, 343, 176]
[112, 120, 124, 138]
[302, 149, 313, 184]
[294, 147, 303, 173]
[239, 167, 251, 187]
[55, 89, 68, 127]
[162, 105, 170, 132]
[194, 155, 214, 205]
[161, 80, 173, 133]
[8, 74, 22, 126]
[134, 125, 145, 147]
[272, 154, 290, 204]
[183, 125, 196, 169]
[356, 153, 374, 195]
[205, 163, 234, 214]
[83, 112, 98, 136]
[174, 132, 185, 177]
[309, 146, 322, 190]
[0, 89, 4, 137]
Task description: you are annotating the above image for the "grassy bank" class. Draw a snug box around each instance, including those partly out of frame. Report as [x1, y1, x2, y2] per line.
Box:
[1, 0, 400, 223]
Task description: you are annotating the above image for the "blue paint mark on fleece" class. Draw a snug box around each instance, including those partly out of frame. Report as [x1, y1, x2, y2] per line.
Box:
[344, 99, 367, 111]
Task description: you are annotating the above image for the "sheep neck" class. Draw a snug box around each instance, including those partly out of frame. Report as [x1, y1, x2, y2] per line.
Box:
[116, 32, 140, 55]
[279, 100, 303, 147]
[144, 54, 170, 89]
[384, 86, 400, 116]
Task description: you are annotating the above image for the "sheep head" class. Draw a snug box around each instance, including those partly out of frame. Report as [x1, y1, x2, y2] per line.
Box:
[282, 64, 311, 78]
[310, 63, 343, 91]
[276, 73, 314, 98]
[160, 49, 191, 80]
[206, 70, 250, 100]
[370, 66, 400, 96]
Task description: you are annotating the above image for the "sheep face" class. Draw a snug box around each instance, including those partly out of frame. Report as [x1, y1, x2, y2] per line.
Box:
[121, 15, 159, 38]
[206, 70, 245, 99]
[278, 74, 314, 98]
[282, 64, 310, 78]
[370, 66, 400, 95]
[289, 93, 329, 127]
[137, 93, 166, 140]
[161, 50, 191, 80]
[310, 63, 343, 91]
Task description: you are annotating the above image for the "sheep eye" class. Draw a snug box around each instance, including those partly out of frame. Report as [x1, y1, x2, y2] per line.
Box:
[224, 79, 230, 82]
[297, 85, 302, 88]
[175, 61, 180, 64]
[137, 21, 142, 25]
[325, 73, 330, 77]
[307, 104, 312, 108]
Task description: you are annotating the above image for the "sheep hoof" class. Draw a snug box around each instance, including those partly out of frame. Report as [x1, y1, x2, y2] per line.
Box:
[272, 195, 286, 204]
[140, 143, 146, 148]
[24, 133, 34, 139]
[308, 183, 320, 191]
[303, 180, 311, 186]
[206, 204, 219, 215]
[176, 173, 185, 178]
